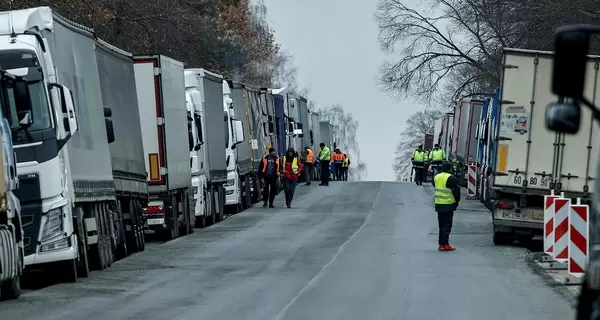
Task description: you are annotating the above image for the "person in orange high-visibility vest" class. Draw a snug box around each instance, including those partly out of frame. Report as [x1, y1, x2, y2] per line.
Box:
[303, 146, 314, 186]
[333, 149, 345, 181]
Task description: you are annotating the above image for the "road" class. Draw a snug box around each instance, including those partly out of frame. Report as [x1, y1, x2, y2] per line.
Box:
[0, 181, 575, 320]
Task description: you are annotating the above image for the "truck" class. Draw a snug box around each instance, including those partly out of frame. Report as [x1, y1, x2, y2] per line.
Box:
[271, 89, 287, 155]
[439, 112, 454, 155]
[95, 39, 147, 257]
[451, 99, 483, 165]
[0, 70, 32, 300]
[133, 55, 193, 240]
[423, 134, 434, 152]
[184, 68, 227, 224]
[308, 110, 322, 180]
[489, 48, 600, 244]
[1, 7, 124, 282]
[476, 88, 500, 207]
[222, 80, 247, 213]
[244, 85, 270, 203]
[297, 97, 311, 151]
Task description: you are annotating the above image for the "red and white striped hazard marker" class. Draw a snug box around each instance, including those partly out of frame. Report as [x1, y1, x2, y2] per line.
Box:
[553, 197, 571, 263]
[569, 198, 589, 277]
[543, 190, 560, 255]
[467, 165, 476, 197]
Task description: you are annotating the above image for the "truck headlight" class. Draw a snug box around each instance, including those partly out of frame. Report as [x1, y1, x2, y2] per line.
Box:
[41, 208, 64, 242]
[225, 179, 235, 187]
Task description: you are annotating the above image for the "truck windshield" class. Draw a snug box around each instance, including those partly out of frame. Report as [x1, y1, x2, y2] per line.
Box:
[0, 50, 52, 132]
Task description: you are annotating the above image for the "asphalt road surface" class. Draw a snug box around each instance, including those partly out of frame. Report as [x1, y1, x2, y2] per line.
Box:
[0, 182, 575, 320]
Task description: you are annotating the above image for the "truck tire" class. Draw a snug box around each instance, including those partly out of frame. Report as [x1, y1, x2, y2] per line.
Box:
[195, 199, 207, 229]
[134, 200, 145, 252]
[207, 189, 216, 226]
[0, 255, 22, 300]
[73, 207, 90, 278]
[179, 193, 190, 236]
[217, 186, 225, 222]
[493, 231, 513, 246]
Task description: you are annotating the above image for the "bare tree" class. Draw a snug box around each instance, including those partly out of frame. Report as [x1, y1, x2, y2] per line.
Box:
[317, 105, 368, 181]
[393, 108, 441, 180]
[374, 0, 535, 108]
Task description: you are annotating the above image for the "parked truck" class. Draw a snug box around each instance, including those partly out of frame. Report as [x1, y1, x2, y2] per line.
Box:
[95, 39, 147, 258]
[0, 7, 128, 282]
[451, 99, 483, 165]
[184, 68, 227, 224]
[439, 112, 454, 155]
[222, 80, 247, 213]
[0, 70, 32, 300]
[489, 48, 600, 244]
[133, 55, 193, 240]
[475, 88, 500, 207]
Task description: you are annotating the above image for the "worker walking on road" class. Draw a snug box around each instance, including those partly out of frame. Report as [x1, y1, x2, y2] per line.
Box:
[342, 153, 350, 181]
[282, 148, 303, 208]
[318, 143, 331, 186]
[434, 161, 460, 251]
[411, 145, 427, 185]
[258, 148, 279, 208]
[303, 146, 314, 186]
[333, 149, 345, 181]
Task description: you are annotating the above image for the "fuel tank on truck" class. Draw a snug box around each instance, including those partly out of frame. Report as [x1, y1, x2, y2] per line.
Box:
[95, 39, 147, 197]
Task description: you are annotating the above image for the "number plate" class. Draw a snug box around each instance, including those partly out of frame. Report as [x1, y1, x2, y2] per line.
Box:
[500, 212, 528, 220]
[147, 218, 164, 226]
[532, 210, 544, 220]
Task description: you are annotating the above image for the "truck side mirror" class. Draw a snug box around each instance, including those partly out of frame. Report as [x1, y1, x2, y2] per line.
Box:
[268, 122, 274, 135]
[546, 101, 581, 134]
[13, 78, 33, 125]
[234, 120, 244, 145]
[194, 143, 201, 151]
[103, 106, 114, 143]
[105, 119, 115, 143]
[288, 123, 294, 134]
[49, 83, 78, 134]
[552, 30, 590, 99]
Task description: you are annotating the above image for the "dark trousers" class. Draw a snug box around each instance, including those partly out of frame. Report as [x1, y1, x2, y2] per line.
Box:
[413, 167, 424, 184]
[303, 162, 313, 184]
[437, 211, 454, 245]
[320, 161, 330, 185]
[342, 167, 348, 181]
[283, 179, 297, 204]
[262, 175, 277, 204]
[335, 163, 343, 181]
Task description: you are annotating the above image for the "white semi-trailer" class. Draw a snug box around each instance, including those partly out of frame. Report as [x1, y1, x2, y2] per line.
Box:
[490, 48, 600, 244]
[134, 55, 194, 240]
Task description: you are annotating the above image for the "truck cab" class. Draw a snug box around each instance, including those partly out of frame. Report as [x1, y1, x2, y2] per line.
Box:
[0, 70, 32, 300]
[184, 72, 207, 227]
[0, 9, 81, 277]
[222, 81, 245, 213]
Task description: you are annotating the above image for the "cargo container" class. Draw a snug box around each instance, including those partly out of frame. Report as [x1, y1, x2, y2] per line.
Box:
[134, 55, 193, 240]
[451, 99, 483, 164]
[490, 48, 600, 244]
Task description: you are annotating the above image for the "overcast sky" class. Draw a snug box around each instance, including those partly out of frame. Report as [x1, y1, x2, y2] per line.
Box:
[263, 0, 426, 181]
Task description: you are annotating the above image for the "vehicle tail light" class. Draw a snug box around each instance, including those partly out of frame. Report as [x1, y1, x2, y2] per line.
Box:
[496, 200, 514, 210]
[143, 205, 164, 214]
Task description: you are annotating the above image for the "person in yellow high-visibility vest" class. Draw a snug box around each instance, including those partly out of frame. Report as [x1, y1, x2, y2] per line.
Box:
[433, 161, 461, 251]
[342, 154, 350, 181]
[411, 145, 428, 185]
[318, 143, 331, 186]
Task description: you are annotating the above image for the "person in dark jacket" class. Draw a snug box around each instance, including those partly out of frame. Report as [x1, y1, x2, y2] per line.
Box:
[433, 161, 461, 251]
[258, 148, 279, 208]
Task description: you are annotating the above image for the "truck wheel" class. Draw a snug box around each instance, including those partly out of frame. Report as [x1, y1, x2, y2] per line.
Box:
[217, 186, 225, 221]
[134, 200, 145, 252]
[74, 207, 90, 278]
[0, 254, 22, 300]
[179, 193, 190, 236]
[207, 189, 216, 226]
[493, 231, 513, 246]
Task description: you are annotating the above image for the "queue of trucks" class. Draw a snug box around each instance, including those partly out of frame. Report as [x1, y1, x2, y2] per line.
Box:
[0, 6, 336, 300]
[433, 48, 600, 245]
